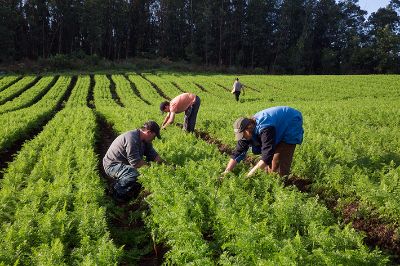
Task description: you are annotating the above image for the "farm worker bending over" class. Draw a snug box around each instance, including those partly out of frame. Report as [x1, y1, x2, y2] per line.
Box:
[231, 78, 245, 102]
[223, 106, 303, 178]
[103, 120, 164, 202]
[160, 92, 201, 132]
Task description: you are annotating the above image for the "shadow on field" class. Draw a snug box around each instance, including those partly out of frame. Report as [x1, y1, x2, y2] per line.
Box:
[352, 152, 400, 173]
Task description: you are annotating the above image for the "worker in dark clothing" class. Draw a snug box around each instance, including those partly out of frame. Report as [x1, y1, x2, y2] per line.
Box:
[103, 120, 164, 202]
[223, 106, 304, 177]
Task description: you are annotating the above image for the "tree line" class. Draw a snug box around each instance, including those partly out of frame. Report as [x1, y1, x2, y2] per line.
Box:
[1, 0, 399, 74]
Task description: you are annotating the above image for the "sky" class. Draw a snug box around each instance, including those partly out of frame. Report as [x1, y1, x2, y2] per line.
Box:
[357, 0, 391, 14]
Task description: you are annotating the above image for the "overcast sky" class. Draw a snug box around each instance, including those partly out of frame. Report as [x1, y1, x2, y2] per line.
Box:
[357, 0, 391, 14]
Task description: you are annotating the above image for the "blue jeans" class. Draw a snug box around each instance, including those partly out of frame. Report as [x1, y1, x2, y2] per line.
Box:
[184, 96, 201, 132]
[104, 163, 140, 200]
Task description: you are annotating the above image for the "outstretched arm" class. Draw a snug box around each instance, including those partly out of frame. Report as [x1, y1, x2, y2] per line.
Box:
[247, 159, 266, 177]
[161, 112, 176, 129]
[223, 158, 237, 174]
[162, 113, 171, 127]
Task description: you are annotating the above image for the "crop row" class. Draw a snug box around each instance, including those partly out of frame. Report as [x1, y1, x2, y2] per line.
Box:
[0, 76, 56, 115]
[0, 76, 120, 265]
[0, 76, 71, 151]
[185, 74, 400, 226]
[0, 73, 398, 264]
[0, 76, 20, 92]
[91, 74, 390, 264]
[0, 76, 38, 105]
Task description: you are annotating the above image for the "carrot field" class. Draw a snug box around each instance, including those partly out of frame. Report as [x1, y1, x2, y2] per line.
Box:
[0, 73, 399, 265]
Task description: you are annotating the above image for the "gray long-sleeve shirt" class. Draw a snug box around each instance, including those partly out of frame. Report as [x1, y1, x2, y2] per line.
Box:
[103, 129, 158, 169]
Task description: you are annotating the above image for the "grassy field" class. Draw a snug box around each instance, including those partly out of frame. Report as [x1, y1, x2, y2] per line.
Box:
[0, 73, 399, 265]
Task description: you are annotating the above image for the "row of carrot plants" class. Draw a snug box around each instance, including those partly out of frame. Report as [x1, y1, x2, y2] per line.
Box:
[0, 73, 397, 263]
[0, 76, 121, 265]
[0, 76, 37, 105]
[0, 76, 56, 115]
[182, 74, 400, 226]
[0, 76, 20, 92]
[0, 76, 71, 151]
[95, 74, 389, 264]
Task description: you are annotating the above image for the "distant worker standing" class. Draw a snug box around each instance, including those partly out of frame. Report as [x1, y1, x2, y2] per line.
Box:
[160, 92, 201, 132]
[231, 78, 245, 102]
[223, 106, 303, 177]
[103, 120, 164, 202]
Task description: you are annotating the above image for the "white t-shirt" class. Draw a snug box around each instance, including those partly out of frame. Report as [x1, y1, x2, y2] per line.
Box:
[233, 81, 242, 92]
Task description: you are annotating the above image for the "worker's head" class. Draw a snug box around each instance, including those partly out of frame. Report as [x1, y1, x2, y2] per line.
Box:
[236, 78, 239, 81]
[160, 101, 170, 113]
[142, 120, 161, 142]
[233, 117, 255, 141]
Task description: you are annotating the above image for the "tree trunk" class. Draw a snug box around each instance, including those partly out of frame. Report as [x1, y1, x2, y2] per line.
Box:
[58, 21, 62, 54]
[219, 0, 223, 66]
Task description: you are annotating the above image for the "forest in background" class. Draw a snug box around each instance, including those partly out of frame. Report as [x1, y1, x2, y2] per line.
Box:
[1, 0, 399, 74]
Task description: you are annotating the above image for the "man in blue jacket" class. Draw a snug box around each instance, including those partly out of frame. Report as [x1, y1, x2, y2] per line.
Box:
[223, 106, 303, 177]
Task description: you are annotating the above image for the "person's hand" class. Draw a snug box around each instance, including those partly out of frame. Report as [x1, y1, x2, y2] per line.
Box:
[218, 170, 229, 180]
[246, 168, 257, 178]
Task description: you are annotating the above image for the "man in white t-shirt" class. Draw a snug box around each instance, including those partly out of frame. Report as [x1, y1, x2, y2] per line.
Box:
[232, 78, 245, 102]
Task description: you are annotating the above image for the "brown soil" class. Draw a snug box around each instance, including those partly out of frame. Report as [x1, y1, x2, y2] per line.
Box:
[283, 175, 312, 192]
[342, 202, 400, 258]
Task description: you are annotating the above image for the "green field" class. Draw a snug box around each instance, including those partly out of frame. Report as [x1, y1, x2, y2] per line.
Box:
[0, 73, 399, 265]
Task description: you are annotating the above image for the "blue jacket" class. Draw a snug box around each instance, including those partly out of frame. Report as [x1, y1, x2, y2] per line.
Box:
[253, 106, 303, 145]
[231, 106, 303, 164]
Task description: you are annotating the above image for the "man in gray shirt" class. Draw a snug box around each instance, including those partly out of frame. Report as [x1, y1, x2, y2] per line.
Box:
[103, 120, 164, 202]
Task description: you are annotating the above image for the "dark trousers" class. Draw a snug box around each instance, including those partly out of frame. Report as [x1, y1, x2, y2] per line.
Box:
[234, 91, 241, 101]
[184, 96, 201, 132]
[104, 163, 140, 200]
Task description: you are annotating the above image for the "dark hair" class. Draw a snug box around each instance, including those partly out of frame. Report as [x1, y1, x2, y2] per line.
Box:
[143, 120, 161, 139]
[159, 101, 170, 112]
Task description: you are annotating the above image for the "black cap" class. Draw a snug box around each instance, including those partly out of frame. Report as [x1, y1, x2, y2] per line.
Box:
[160, 101, 169, 113]
[143, 120, 161, 139]
[233, 117, 251, 141]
